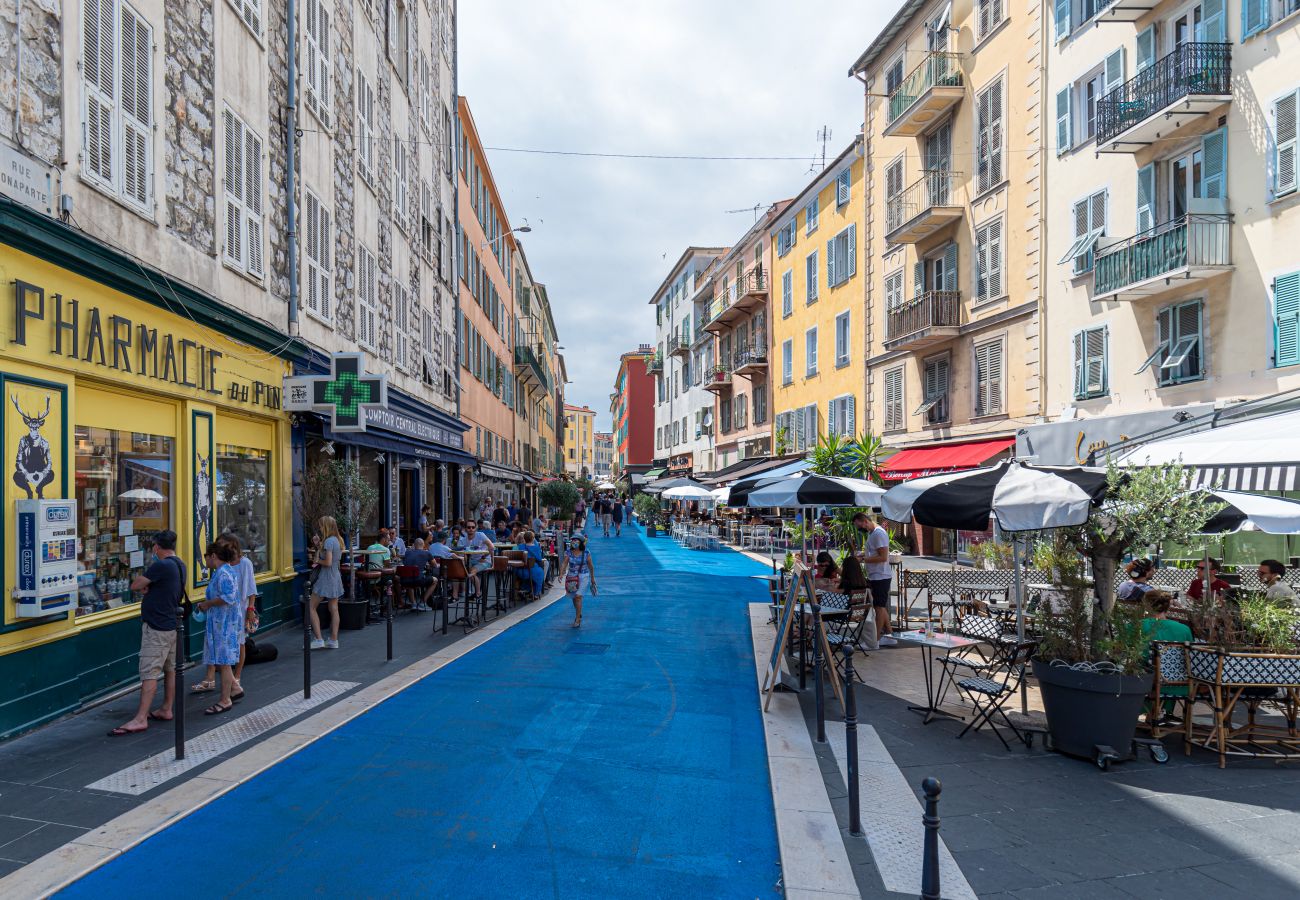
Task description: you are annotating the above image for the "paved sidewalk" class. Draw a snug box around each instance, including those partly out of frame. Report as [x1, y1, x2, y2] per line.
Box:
[49, 526, 781, 898]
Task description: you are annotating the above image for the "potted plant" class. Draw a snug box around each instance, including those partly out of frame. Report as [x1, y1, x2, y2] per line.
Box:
[633, 493, 662, 536]
[539, 480, 580, 531]
[296, 459, 378, 630]
[1032, 464, 1223, 764]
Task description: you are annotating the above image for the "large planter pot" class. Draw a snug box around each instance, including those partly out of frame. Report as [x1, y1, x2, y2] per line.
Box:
[336, 598, 369, 631]
[1032, 660, 1153, 762]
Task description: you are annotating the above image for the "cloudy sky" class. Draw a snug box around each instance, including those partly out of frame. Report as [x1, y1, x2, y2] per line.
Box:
[460, 0, 905, 430]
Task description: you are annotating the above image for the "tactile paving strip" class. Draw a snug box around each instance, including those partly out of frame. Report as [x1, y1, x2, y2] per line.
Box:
[87, 680, 359, 796]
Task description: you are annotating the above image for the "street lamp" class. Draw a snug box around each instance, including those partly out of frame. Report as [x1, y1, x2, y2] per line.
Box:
[481, 221, 533, 254]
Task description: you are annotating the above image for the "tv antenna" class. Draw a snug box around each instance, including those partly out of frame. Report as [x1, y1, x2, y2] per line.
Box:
[816, 126, 832, 169]
[724, 203, 765, 222]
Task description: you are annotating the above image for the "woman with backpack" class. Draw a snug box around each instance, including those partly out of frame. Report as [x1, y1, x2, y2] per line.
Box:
[558, 534, 598, 628]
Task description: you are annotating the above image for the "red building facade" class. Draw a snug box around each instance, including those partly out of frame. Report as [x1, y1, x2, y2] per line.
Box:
[611, 347, 655, 471]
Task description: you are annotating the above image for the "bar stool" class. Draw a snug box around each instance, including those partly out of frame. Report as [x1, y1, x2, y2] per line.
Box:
[489, 556, 511, 614]
[355, 569, 383, 623]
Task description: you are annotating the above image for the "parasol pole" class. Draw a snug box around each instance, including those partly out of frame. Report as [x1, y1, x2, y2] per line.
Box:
[1011, 533, 1028, 714]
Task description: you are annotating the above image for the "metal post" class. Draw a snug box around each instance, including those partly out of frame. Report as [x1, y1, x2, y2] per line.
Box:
[812, 603, 826, 743]
[385, 578, 395, 661]
[174, 603, 186, 761]
[841, 643, 861, 837]
[1011, 535, 1028, 714]
[303, 582, 312, 701]
[921, 777, 943, 900]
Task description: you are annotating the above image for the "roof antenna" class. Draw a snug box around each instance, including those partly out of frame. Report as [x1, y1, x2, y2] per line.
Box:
[816, 126, 832, 170]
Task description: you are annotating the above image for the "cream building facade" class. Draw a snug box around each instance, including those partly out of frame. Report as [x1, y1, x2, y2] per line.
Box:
[564, 403, 595, 477]
[851, 0, 1045, 469]
[1042, 0, 1300, 432]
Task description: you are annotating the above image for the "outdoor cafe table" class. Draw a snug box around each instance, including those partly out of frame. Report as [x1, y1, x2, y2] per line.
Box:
[892, 629, 986, 725]
[957, 582, 1010, 610]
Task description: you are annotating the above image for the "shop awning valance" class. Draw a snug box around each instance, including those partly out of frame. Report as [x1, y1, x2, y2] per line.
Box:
[321, 422, 476, 466]
[478, 462, 525, 482]
[1117, 410, 1300, 491]
[879, 438, 1015, 482]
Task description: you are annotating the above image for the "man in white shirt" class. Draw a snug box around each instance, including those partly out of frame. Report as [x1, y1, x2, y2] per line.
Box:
[390, 525, 407, 557]
[464, 522, 495, 595]
[854, 512, 896, 646]
[1259, 559, 1298, 605]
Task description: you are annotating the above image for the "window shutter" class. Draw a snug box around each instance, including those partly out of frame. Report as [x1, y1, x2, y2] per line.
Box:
[827, 399, 837, 437]
[1085, 328, 1107, 394]
[846, 224, 857, 278]
[825, 237, 836, 287]
[988, 219, 1003, 298]
[794, 405, 806, 449]
[837, 169, 850, 206]
[245, 128, 264, 276]
[319, 204, 331, 319]
[1073, 331, 1086, 398]
[223, 109, 245, 266]
[1199, 0, 1225, 43]
[1201, 128, 1227, 200]
[387, 0, 399, 60]
[942, 242, 958, 292]
[119, 5, 151, 206]
[1135, 25, 1156, 72]
[83, 0, 117, 186]
[1103, 48, 1125, 97]
[1055, 88, 1071, 155]
[304, 193, 320, 316]
[1136, 164, 1155, 232]
[805, 404, 818, 446]
[845, 394, 856, 438]
[1090, 191, 1106, 234]
[782, 270, 793, 316]
[1054, 0, 1071, 39]
[807, 251, 818, 301]
[914, 261, 925, 297]
[1242, 0, 1270, 39]
[1178, 301, 1203, 376]
[1276, 273, 1300, 367]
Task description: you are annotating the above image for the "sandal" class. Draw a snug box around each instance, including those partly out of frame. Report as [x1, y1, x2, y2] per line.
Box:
[231, 689, 245, 703]
[107, 725, 146, 737]
[204, 702, 233, 716]
[148, 710, 172, 722]
[572, 616, 582, 628]
[190, 680, 216, 694]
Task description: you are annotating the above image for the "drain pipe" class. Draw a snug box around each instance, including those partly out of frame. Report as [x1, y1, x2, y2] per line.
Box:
[286, 0, 300, 331]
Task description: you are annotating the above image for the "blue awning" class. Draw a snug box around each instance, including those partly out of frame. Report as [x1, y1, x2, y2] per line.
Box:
[321, 423, 477, 467]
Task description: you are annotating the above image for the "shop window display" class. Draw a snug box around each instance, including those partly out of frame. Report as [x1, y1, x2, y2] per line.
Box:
[74, 427, 174, 618]
[216, 443, 271, 573]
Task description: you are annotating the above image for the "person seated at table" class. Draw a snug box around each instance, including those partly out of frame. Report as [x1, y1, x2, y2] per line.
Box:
[1116, 558, 1156, 604]
[838, 554, 878, 651]
[401, 539, 438, 611]
[516, 530, 547, 599]
[464, 521, 495, 595]
[388, 524, 407, 557]
[1259, 559, 1298, 605]
[364, 530, 394, 571]
[494, 518, 512, 541]
[1186, 557, 1231, 603]
[449, 525, 468, 551]
[1141, 590, 1193, 724]
[813, 551, 840, 592]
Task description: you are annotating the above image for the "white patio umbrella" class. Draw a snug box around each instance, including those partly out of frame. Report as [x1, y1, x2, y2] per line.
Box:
[661, 485, 715, 501]
[596, 481, 616, 490]
[745, 474, 886, 568]
[710, 486, 730, 504]
[1191, 489, 1300, 600]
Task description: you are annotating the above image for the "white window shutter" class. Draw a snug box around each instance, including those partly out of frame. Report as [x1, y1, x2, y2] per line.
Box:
[245, 128, 264, 276]
[1055, 88, 1071, 155]
[223, 109, 244, 267]
[319, 204, 331, 319]
[119, 5, 151, 207]
[83, 0, 117, 187]
[1104, 48, 1125, 97]
[846, 394, 856, 437]
[1136, 164, 1155, 232]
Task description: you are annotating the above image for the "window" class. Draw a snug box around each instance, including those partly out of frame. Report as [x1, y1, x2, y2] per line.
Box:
[1275, 272, 1300, 367]
[1073, 326, 1108, 399]
[303, 189, 332, 322]
[74, 425, 174, 618]
[419, 52, 433, 132]
[394, 282, 409, 371]
[1060, 190, 1106, 275]
[974, 217, 1004, 301]
[806, 251, 819, 303]
[885, 269, 904, 310]
[1138, 300, 1203, 386]
[217, 443, 271, 573]
[357, 243, 378, 349]
[303, 0, 332, 127]
[753, 384, 767, 425]
[776, 220, 797, 256]
[836, 168, 851, 207]
[805, 197, 819, 234]
[917, 355, 950, 424]
[805, 327, 818, 376]
[356, 73, 376, 186]
[797, 404, 818, 451]
[782, 270, 793, 317]
[827, 395, 856, 437]
[883, 367, 904, 431]
[781, 339, 793, 385]
[976, 76, 1004, 194]
[222, 107, 264, 277]
[393, 138, 410, 232]
[885, 54, 905, 96]
[82, 0, 154, 209]
[973, 339, 1005, 415]
[826, 224, 857, 288]
[1273, 89, 1299, 198]
[978, 0, 1005, 38]
[227, 0, 261, 36]
[835, 311, 851, 367]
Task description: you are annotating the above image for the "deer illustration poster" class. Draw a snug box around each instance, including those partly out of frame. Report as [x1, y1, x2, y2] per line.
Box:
[3, 380, 66, 514]
[192, 411, 214, 586]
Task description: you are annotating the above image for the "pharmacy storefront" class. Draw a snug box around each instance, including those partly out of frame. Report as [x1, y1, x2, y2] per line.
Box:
[0, 218, 294, 738]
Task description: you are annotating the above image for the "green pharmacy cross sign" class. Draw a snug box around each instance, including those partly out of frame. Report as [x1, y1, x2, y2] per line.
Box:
[283, 353, 388, 432]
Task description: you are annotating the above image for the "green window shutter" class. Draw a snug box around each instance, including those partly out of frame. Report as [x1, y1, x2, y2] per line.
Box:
[1200, 0, 1225, 42]
[1136, 164, 1155, 232]
[1275, 273, 1300, 367]
[1201, 128, 1227, 200]
[1135, 25, 1156, 72]
[914, 261, 925, 297]
[846, 224, 857, 278]
[1055, 88, 1072, 155]
[942, 242, 958, 292]
[1073, 331, 1086, 398]
[1054, 0, 1070, 41]
[1104, 48, 1125, 97]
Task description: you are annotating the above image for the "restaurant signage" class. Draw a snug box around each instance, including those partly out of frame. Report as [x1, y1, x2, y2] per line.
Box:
[1016, 404, 1214, 466]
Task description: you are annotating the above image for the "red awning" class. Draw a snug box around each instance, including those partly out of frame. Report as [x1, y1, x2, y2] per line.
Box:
[879, 438, 1016, 482]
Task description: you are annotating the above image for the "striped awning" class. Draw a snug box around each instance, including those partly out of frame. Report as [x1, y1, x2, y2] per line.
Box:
[1187, 465, 1300, 492]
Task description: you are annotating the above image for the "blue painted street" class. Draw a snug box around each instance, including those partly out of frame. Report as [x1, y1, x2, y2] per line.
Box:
[60, 522, 780, 899]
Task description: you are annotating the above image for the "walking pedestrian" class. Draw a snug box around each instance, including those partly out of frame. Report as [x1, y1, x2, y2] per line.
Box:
[193, 534, 255, 702]
[600, 495, 613, 537]
[197, 542, 242, 715]
[853, 512, 896, 646]
[310, 516, 345, 649]
[611, 494, 624, 536]
[109, 530, 185, 736]
[559, 534, 598, 628]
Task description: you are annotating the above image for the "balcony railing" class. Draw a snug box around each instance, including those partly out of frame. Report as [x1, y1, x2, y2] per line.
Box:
[669, 334, 691, 356]
[703, 365, 732, 393]
[1096, 42, 1231, 147]
[886, 291, 961, 343]
[738, 268, 768, 298]
[886, 51, 963, 127]
[733, 347, 768, 372]
[646, 352, 664, 374]
[885, 170, 963, 241]
[1093, 213, 1231, 298]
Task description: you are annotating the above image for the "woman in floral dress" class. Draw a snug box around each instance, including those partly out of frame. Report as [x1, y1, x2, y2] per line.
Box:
[197, 542, 243, 715]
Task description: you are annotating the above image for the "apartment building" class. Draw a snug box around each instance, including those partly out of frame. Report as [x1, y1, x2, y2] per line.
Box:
[1034, 0, 1300, 463]
[511, 248, 562, 498]
[850, 0, 1043, 481]
[593, 432, 614, 480]
[650, 248, 727, 474]
[564, 404, 596, 476]
[702, 203, 788, 470]
[610, 347, 655, 473]
[769, 139, 866, 455]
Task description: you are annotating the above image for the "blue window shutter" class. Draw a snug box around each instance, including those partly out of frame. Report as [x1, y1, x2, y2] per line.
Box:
[1200, 0, 1225, 42]
[1136, 164, 1155, 232]
[942, 242, 958, 292]
[1056, 88, 1072, 155]
[846, 224, 857, 278]
[1054, 0, 1070, 41]
[1243, 0, 1270, 39]
[1201, 127, 1228, 200]
[1073, 331, 1085, 398]
[1275, 273, 1300, 367]
[914, 261, 925, 297]
[1135, 25, 1155, 72]
[826, 237, 836, 286]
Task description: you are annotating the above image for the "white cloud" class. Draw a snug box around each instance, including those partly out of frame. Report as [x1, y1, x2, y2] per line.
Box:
[459, 0, 905, 429]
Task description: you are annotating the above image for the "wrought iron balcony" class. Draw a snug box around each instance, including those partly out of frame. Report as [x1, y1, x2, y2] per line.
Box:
[885, 171, 964, 244]
[513, 343, 552, 394]
[1093, 213, 1232, 300]
[737, 268, 768, 302]
[884, 51, 964, 137]
[732, 346, 768, 377]
[1096, 42, 1231, 152]
[884, 291, 961, 351]
[645, 351, 664, 374]
[703, 365, 733, 394]
[668, 333, 691, 357]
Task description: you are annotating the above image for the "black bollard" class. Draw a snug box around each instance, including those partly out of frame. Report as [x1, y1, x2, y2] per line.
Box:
[841, 643, 862, 837]
[385, 578, 395, 661]
[921, 777, 942, 900]
[812, 603, 826, 744]
[303, 584, 312, 701]
[174, 603, 186, 761]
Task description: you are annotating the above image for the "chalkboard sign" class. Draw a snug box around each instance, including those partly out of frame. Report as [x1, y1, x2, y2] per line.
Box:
[762, 564, 814, 708]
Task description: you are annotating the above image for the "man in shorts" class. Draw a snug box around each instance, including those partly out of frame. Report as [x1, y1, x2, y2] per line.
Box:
[111, 530, 186, 735]
[854, 512, 896, 646]
[465, 521, 496, 596]
[600, 495, 613, 537]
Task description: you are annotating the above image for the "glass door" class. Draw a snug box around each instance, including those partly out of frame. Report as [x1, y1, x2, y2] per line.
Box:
[1168, 148, 1204, 221]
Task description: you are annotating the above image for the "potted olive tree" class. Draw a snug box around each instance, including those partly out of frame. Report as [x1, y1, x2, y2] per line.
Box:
[539, 480, 580, 532]
[633, 493, 662, 536]
[296, 459, 378, 630]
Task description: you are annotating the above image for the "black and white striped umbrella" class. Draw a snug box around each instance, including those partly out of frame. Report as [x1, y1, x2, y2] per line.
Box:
[726, 473, 793, 506]
[881, 460, 1110, 532]
[744, 474, 886, 509]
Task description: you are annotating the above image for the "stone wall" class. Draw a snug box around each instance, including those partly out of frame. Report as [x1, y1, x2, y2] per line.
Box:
[331, 0, 356, 341]
[164, 0, 216, 254]
[0, 0, 62, 166]
[266, 0, 294, 304]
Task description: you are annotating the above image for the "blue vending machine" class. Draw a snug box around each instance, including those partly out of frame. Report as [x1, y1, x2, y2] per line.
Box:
[14, 499, 78, 618]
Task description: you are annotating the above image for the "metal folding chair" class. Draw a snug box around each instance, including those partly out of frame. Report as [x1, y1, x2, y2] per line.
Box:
[955, 640, 1039, 750]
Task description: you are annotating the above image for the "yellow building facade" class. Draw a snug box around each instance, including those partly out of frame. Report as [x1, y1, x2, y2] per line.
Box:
[564, 404, 596, 477]
[769, 138, 867, 453]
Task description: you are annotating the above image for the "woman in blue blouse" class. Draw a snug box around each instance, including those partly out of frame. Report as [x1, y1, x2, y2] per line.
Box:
[517, 530, 547, 600]
[197, 542, 243, 715]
